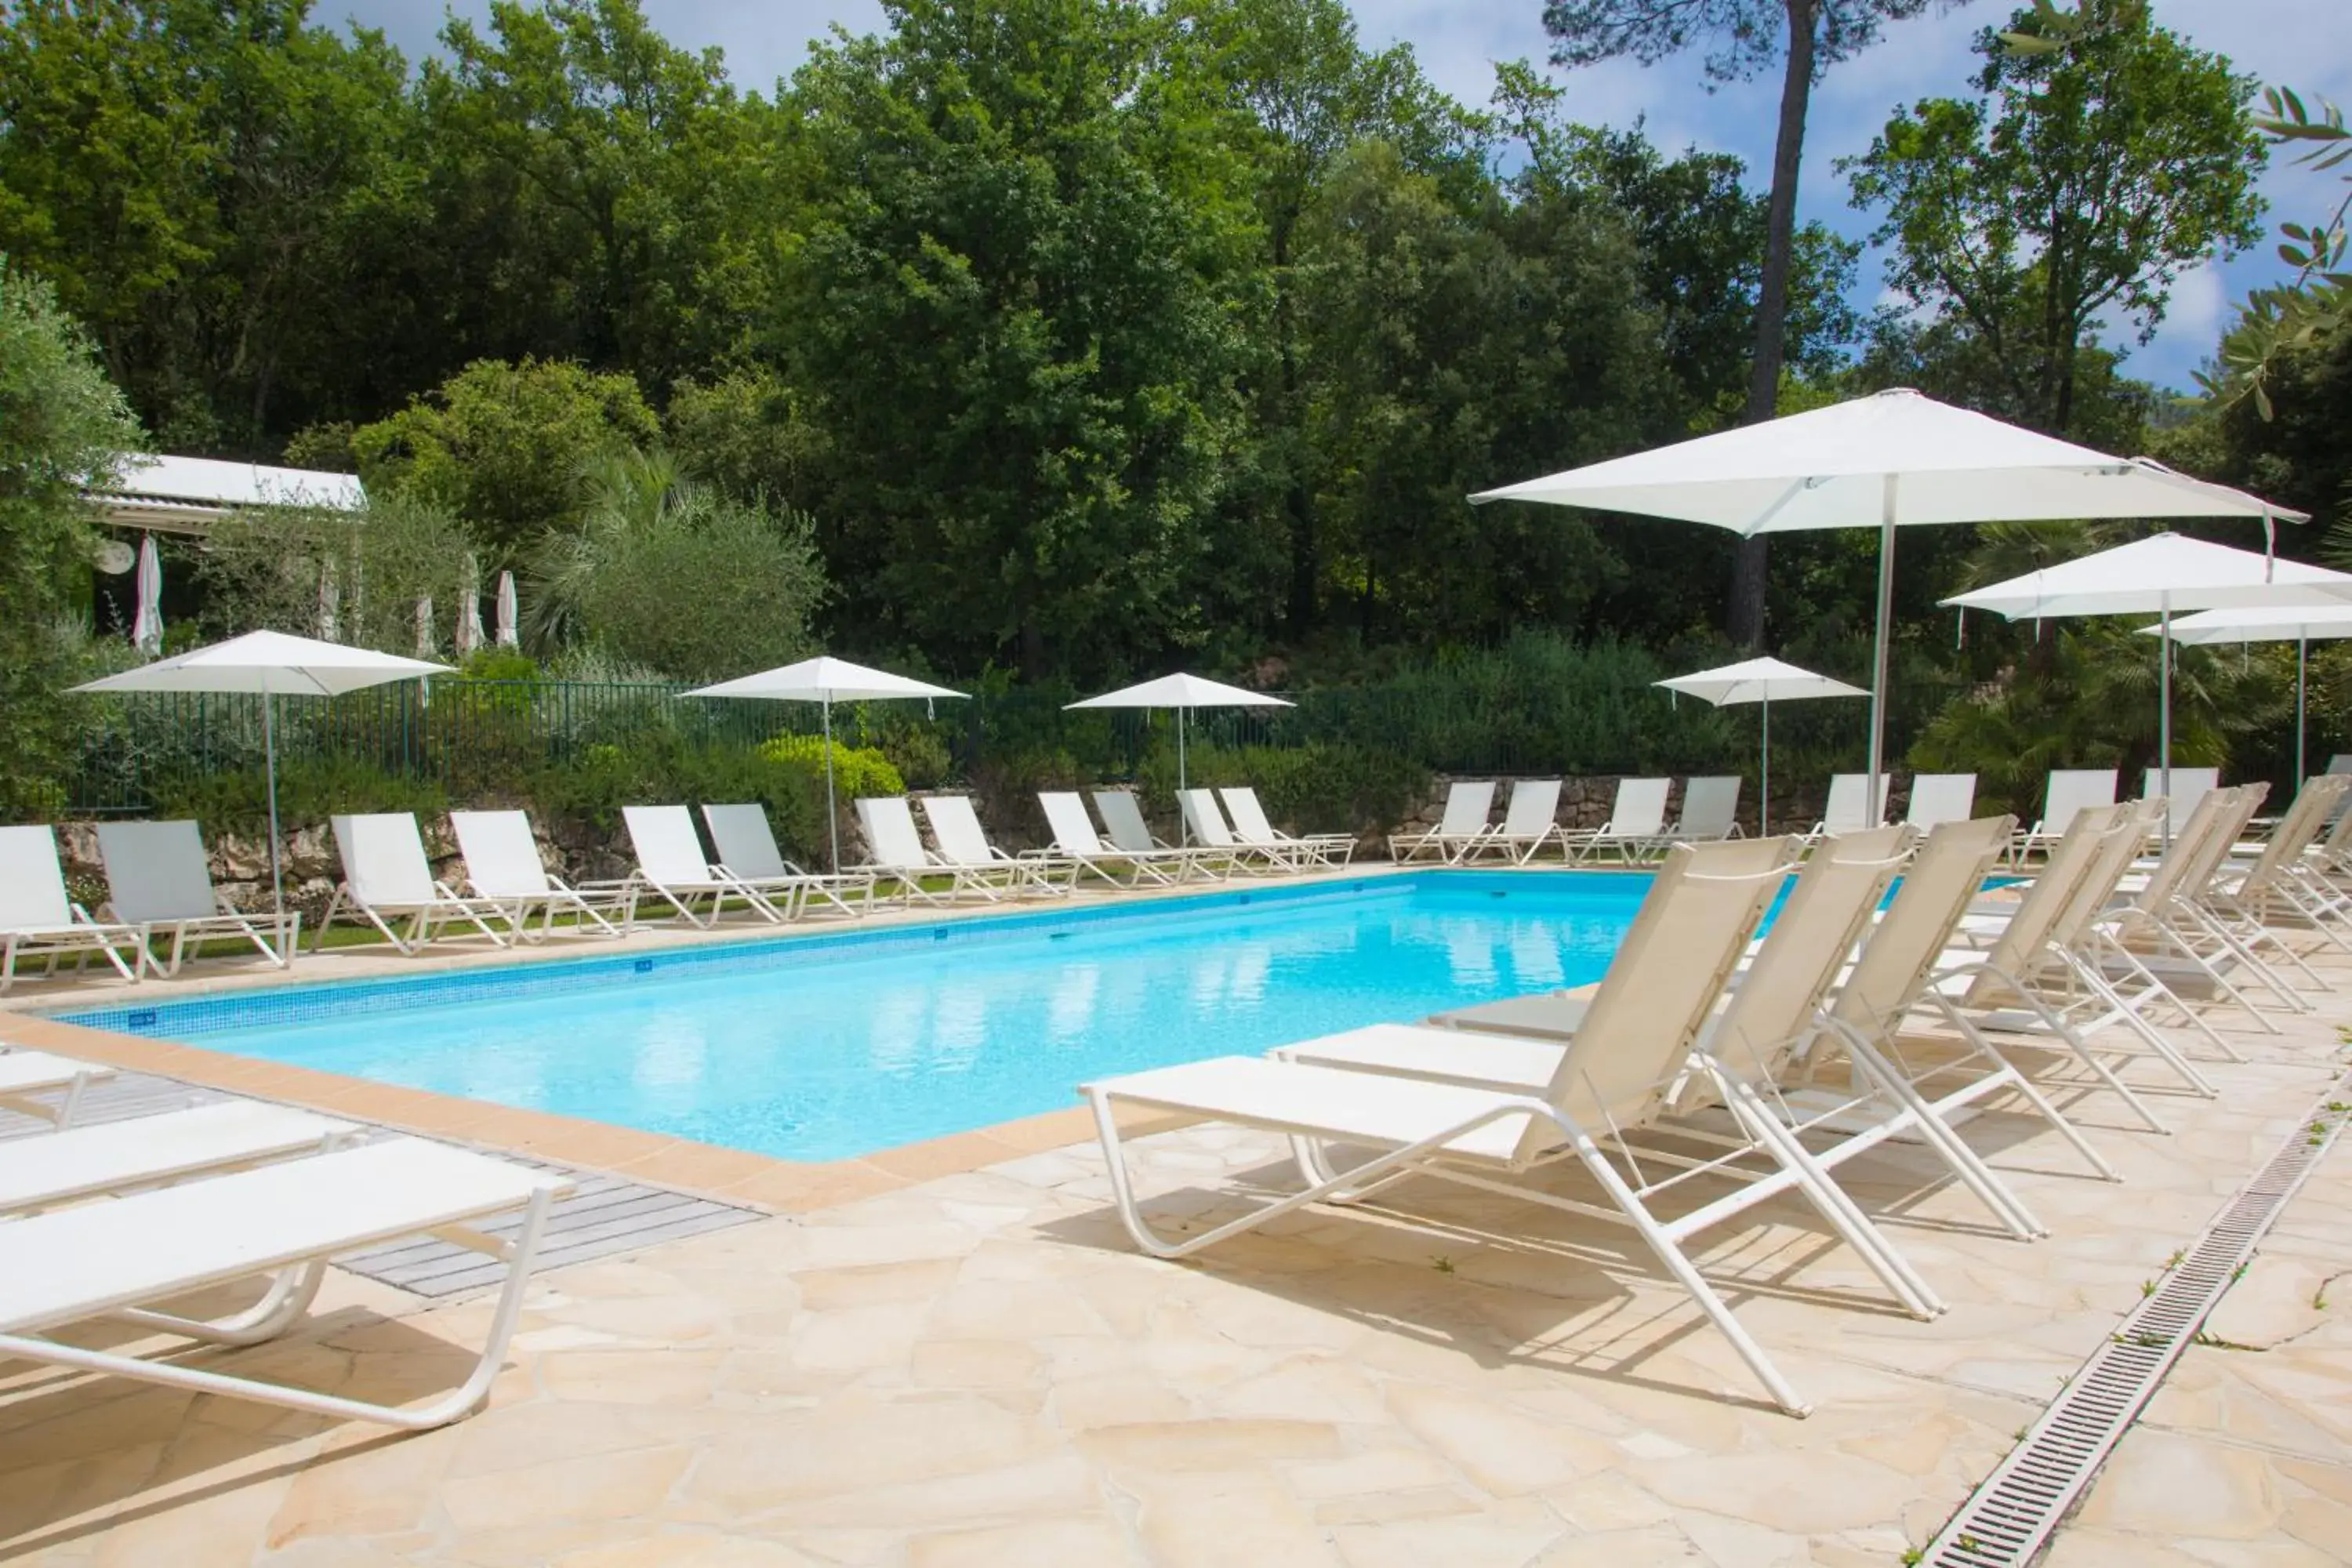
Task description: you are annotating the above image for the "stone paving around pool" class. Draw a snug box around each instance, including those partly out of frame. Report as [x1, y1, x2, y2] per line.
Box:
[3, 959, 2350, 1564]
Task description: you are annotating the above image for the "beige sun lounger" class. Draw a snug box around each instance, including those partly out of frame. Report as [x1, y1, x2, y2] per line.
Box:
[0, 1101, 358, 1214]
[452, 809, 630, 938]
[96, 820, 296, 975]
[0, 1048, 118, 1130]
[0, 826, 143, 994]
[314, 814, 512, 954]
[1387, 781, 1496, 864]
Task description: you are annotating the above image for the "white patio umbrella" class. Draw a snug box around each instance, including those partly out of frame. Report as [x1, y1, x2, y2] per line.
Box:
[1066, 673, 1294, 840]
[454, 554, 485, 658]
[2143, 604, 2352, 782]
[1472, 388, 2302, 826]
[131, 535, 165, 655]
[495, 570, 520, 648]
[688, 655, 967, 870]
[1944, 534, 2352, 802]
[72, 630, 451, 913]
[1656, 656, 1868, 833]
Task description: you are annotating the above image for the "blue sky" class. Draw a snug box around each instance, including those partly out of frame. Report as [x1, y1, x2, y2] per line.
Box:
[340, 0, 2349, 393]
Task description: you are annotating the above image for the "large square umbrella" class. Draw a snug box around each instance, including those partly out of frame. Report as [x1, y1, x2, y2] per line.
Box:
[1944, 534, 2352, 800]
[1656, 657, 1868, 833]
[1066, 673, 1294, 841]
[688, 656, 966, 870]
[1472, 388, 2300, 825]
[73, 630, 451, 913]
[2147, 604, 2352, 781]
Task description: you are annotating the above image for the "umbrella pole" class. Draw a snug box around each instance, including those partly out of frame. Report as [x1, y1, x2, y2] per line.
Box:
[1760, 697, 1770, 836]
[2159, 594, 2173, 833]
[1864, 479, 1897, 828]
[822, 698, 840, 872]
[1178, 708, 1189, 845]
[263, 692, 285, 922]
[2297, 634, 2308, 783]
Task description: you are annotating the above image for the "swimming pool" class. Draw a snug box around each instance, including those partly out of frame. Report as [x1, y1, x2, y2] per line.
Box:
[60, 871, 1650, 1161]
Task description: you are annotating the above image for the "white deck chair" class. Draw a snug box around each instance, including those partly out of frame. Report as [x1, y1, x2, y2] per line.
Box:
[1808, 775, 1890, 840]
[314, 814, 512, 954]
[1180, 789, 1286, 874]
[2100, 785, 2306, 1033]
[0, 1138, 567, 1430]
[0, 1101, 357, 1215]
[1387, 781, 1497, 864]
[96, 821, 295, 975]
[0, 826, 141, 994]
[702, 803, 875, 918]
[622, 805, 790, 927]
[1082, 837, 1932, 1417]
[2012, 768, 2118, 864]
[2141, 768, 2221, 838]
[1458, 779, 1564, 865]
[1220, 787, 1356, 869]
[0, 1049, 117, 1130]
[1666, 775, 1743, 844]
[1562, 778, 1671, 864]
[2204, 775, 2352, 960]
[452, 810, 630, 938]
[921, 795, 1073, 897]
[855, 797, 993, 902]
[1094, 789, 1218, 881]
[1904, 773, 1978, 831]
[1038, 793, 1190, 887]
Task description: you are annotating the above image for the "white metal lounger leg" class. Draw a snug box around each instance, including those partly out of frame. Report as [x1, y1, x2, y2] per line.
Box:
[1931, 986, 2171, 1135]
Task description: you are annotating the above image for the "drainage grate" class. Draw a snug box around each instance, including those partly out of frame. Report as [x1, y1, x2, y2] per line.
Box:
[1918, 1071, 2352, 1567]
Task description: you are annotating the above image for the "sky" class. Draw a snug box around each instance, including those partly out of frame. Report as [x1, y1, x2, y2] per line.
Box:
[336, 0, 2350, 393]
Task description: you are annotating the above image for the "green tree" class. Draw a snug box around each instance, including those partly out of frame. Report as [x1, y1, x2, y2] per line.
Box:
[1845, 0, 2265, 437]
[0, 261, 146, 815]
[1542, 0, 1945, 648]
[197, 490, 481, 655]
[664, 368, 828, 507]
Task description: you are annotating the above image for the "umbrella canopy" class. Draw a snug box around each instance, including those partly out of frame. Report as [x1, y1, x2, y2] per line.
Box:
[132, 535, 165, 656]
[1472, 387, 2303, 824]
[74, 631, 450, 912]
[455, 554, 485, 658]
[1656, 657, 1867, 832]
[495, 571, 520, 648]
[687, 656, 967, 869]
[2140, 604, 2352, 782]
[1944, 535, 2352, 800]
[1065, 673, 1294, 827]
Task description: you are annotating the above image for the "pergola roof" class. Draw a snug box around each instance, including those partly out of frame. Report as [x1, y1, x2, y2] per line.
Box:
[87, 454, 366, 535]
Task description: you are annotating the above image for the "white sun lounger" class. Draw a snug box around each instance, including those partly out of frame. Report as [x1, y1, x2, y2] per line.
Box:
[1457, 779, 1564, 865]
[1387, 781, 1496, 864]
[855, 797, 1005, 902]
[1808, 774, 1890, 840]
[2142, 768, 2221, 838]
[1562, 778, 1671, 864]
[0, 1048, 117, 1130]
[2203, 775, 2352, 960]
[2012, 769, 2118, 865]
[0, 1100, 358, 1214]
[921, 795, 1074, 897]
[1082, 837, 1931, 1417]
[2102, 784, 2307, 1033]
[96, 820, 296, 975]
[1904, 773, 1978, 830]
[622, 804, 792, 926]
[314, 814, 512, 954]
[0, 1138, 567, 1429]
[702, 803, 876, 918]
[1092, 789, 1220, 881]
[1219, 787, 1356, 869]
[1039, 792, 1191, 886]
[1667, 775, 1743, 844]
[1179, 789, 1287, 873]
[0, 826, 142, 994]
[452, 809, 630, 938]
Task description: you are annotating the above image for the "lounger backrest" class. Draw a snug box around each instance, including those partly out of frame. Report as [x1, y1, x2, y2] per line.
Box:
[2039, 768, 2118, 827]
[2310, 784, 2352, 861]
[2176, 783, 2264, 896]
[1218, 787, 1281, 844]
[1905, 773, 1978, 829]
[2141, 767, 2221, 836]
[1831, 815, 2017, 1037]
[1093, 790, 1160, 855]
[2046, 800, 2163, 950]
[1039, 792, 1107, 856]
[1530, 836, 1792, 1160]
[449, 810, 555, 898]
[1499, 779, 1563, 838]
[1675, 776, 1741, 839]
[1708, 825, 1915, 1089]
[0, 826, 76, 929]
[2236, 775, 2350, 888]
[1178, 789, 1238, 848]
[331, 813, 441, 907]
[702, 804, 789, 880]
[1962, 803, 2129, 1005]
[2131, 788, 2238, 910]
[1606, 777, 1671, 837]
[623, 804, 715, 886]
[2329, 755, 2352, 775]
[95, 820, 219, 923]
[1821, 774, 1890, 833]
[921, 795, 997, 865]
[1434, 780, 1497, 838]
[855, 796, 934, 871]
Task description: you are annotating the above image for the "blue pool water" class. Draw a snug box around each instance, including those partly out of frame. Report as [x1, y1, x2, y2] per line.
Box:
[61, 872, 1651, 1161]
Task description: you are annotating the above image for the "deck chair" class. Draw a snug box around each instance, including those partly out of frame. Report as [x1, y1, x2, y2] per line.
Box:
[0, 1049, 116, 1131]
[1562, 778, 1671, 865]
[702, 803, 875, 918]
[1039, 793, 1192, 887]
[1093, 789, 1219, 881]
[854, 797, 994, 902]
[1808, 775, 1890, 840]
[1179, 789, 1287, 874]
[921, 795, 1074, 897]
[0, 1101, 357, 1215]
[622, 805, 792, 927]
[0, 1138, 567, 1430]
[1666, 775, 1743, 844]
[1457, 779, 1564, 865]
[452, 810, 630, 939]
[1905, 774, 1978, 831]
[1081, 837, 1926, 1417]
[2013, 769, 2118, 865]
[95, 821, 295, 976]
[1387, 780, 1497, 864]
[1220, 787, 1356, 870]
[0, 826, 142, 994]
[2203, 775, 2352, 960]
[2141, 768, 2221, 838]
[314, 815, 512, 955]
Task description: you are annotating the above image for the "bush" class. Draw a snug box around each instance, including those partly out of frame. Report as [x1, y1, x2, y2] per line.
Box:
[148, 756, 449, 834]
[1138, 741, 1429, 836]
[757, 735, 905, 799]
